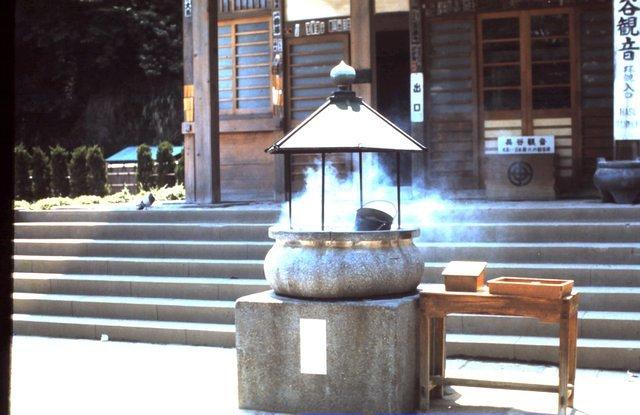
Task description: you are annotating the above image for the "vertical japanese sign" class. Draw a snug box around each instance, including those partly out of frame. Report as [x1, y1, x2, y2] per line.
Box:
[410, 72, 424, 123]
[614, 0, 640, 140]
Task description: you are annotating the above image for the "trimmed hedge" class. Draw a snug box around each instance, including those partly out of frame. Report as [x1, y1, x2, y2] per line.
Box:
[69, 146, 89, 196]
[31, 146, 51, 199]
[14, 144, 32, 201]
[50, 145, 70, 196]
[156, 141, 175, 187]
[137, 144, 154, 190]
[86, 145, 109, 196]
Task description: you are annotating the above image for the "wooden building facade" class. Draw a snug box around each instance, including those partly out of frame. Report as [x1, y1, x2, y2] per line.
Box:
[183, 0, 617, 201]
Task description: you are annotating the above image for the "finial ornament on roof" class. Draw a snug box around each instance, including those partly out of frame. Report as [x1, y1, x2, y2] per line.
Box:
[330, 60, 356, 88]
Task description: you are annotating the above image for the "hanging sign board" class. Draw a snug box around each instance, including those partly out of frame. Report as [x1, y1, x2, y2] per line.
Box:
[184, 0, 192, 17]
[614, 0, 640, 140]
[497, 136, 555, 154]
[410, 72, 424, 123]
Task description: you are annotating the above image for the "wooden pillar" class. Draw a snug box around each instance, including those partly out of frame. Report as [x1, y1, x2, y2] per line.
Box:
[350, 0, 375, 106]
[192, 0, 221, 203]
[409, 0, 427, 188]
[273, 0, 286, 201]
[182, 0, 196, 203]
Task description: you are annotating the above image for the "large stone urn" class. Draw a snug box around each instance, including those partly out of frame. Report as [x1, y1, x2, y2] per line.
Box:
[264, 228, 423, 299]
[593, 157, 640, 204]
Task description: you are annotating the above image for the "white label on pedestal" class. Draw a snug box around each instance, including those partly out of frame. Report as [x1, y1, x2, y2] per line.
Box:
[299, 318, 327, 375]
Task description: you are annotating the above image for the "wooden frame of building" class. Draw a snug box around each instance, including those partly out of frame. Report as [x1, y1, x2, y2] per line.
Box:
[183, 0, 618, 202]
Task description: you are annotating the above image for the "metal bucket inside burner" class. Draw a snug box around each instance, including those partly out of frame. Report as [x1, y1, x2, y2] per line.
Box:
[355, 203, 395, 231]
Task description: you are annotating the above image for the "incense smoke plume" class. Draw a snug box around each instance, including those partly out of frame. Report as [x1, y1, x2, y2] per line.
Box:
[276, 155, 450, 231]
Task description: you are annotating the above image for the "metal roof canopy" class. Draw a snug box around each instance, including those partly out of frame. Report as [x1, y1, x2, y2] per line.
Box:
[266, 93, 426, 154]
[106, 145, 184, 163]
[265, 61, 428, 231]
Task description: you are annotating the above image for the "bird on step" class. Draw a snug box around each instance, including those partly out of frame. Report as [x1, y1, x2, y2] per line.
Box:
[136, 193, 155, 210]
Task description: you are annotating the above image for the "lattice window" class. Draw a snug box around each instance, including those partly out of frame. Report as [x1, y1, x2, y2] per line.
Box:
[218, 17, 272, 114]
[219, 0, 270, 13]
[479, 10, 573, 113]
[286, 34, 349, 124]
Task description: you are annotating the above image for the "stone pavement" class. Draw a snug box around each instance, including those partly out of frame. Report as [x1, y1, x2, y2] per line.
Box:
[9, 336, 639, 415]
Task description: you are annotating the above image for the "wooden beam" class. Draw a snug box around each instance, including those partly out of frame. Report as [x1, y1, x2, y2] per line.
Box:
[183, 0, 196, 203]
[350, 0, 375, 106]
[193, 0, 221, 203]
[435, 377, 562, 394]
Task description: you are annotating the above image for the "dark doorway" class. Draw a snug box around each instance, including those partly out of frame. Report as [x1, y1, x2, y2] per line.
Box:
[376, 29, 411, 184]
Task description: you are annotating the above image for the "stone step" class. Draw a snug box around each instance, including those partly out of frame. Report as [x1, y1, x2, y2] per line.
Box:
[446, 310, 640, 340]
[418, 242, 640, 265]
[446, 333, 640, 370]
[13, 239, 272, 260]
[575, 286, 640, 311]
[13, 255, 264, 278]
[14, 206, 281, 224]
[13, 293, 236, 324]
[12, 314, 639, 370]
[419, 222, 640, 243]
[423, 262, 640, 287]
[13, 273, 269, 300]
[11, 314, 235, 347]
[14, 271, 638, 313]
[428, 201, 640, 223]
[15, 221, 640, 243]
[13, 222, 273, 241]
[19, 239, 639, 266]
[15, 201, 640, 224]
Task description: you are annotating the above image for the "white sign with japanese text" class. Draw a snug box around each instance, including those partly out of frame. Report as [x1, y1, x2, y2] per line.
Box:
[614, 0, 640, 141]
[410, 72, 424, 123]
[498, 136, 555, 154]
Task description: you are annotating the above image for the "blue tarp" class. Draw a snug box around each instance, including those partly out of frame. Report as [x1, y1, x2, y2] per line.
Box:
[106, 146, 184, 163]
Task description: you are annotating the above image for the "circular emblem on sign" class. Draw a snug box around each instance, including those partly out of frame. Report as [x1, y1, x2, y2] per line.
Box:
[507, 161, 533, 187]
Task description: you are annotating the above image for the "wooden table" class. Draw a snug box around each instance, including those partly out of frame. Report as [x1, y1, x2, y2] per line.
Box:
[418, 284, 579, 415]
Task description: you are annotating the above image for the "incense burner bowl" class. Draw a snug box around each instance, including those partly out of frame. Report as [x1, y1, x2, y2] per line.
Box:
[593, 157, 640, 204]
[264, 227, 423, 299]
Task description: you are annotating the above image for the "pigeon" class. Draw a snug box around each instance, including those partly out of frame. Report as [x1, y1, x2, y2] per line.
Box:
[136, 193, 155, 210]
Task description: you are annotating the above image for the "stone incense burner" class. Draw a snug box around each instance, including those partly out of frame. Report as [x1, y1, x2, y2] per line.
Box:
[263, 61, 427, 300]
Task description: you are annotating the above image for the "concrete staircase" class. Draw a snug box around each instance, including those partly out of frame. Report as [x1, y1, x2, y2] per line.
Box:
[12, 201, 640, 370]
[13, 207, 277, 348]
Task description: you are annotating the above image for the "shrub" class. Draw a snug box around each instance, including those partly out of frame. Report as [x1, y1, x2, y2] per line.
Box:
[50, 145, 70, 196]
[69, 146, 89, 196]
[31, 147, 52, 199]
[175, 148, 185, 185]
[136, 144, 154, 191]
[156, 141, 175, 187]
[86, 145, 109, 196]
[14, 144, 32, 201]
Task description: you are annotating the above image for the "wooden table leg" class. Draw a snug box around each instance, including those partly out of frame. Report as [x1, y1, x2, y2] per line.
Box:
[558, 311, 569, 415]
[567, 306, 578, 407]
[419, 307, 431, 410]
[430, 317, 446, 399]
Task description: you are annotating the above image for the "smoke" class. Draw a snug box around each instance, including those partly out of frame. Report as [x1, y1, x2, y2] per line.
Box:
[277, 155, 450, 231]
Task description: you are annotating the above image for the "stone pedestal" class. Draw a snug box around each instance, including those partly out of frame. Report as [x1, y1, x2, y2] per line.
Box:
[483, 154, 556, 200]
[236, 290, 419, 414]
